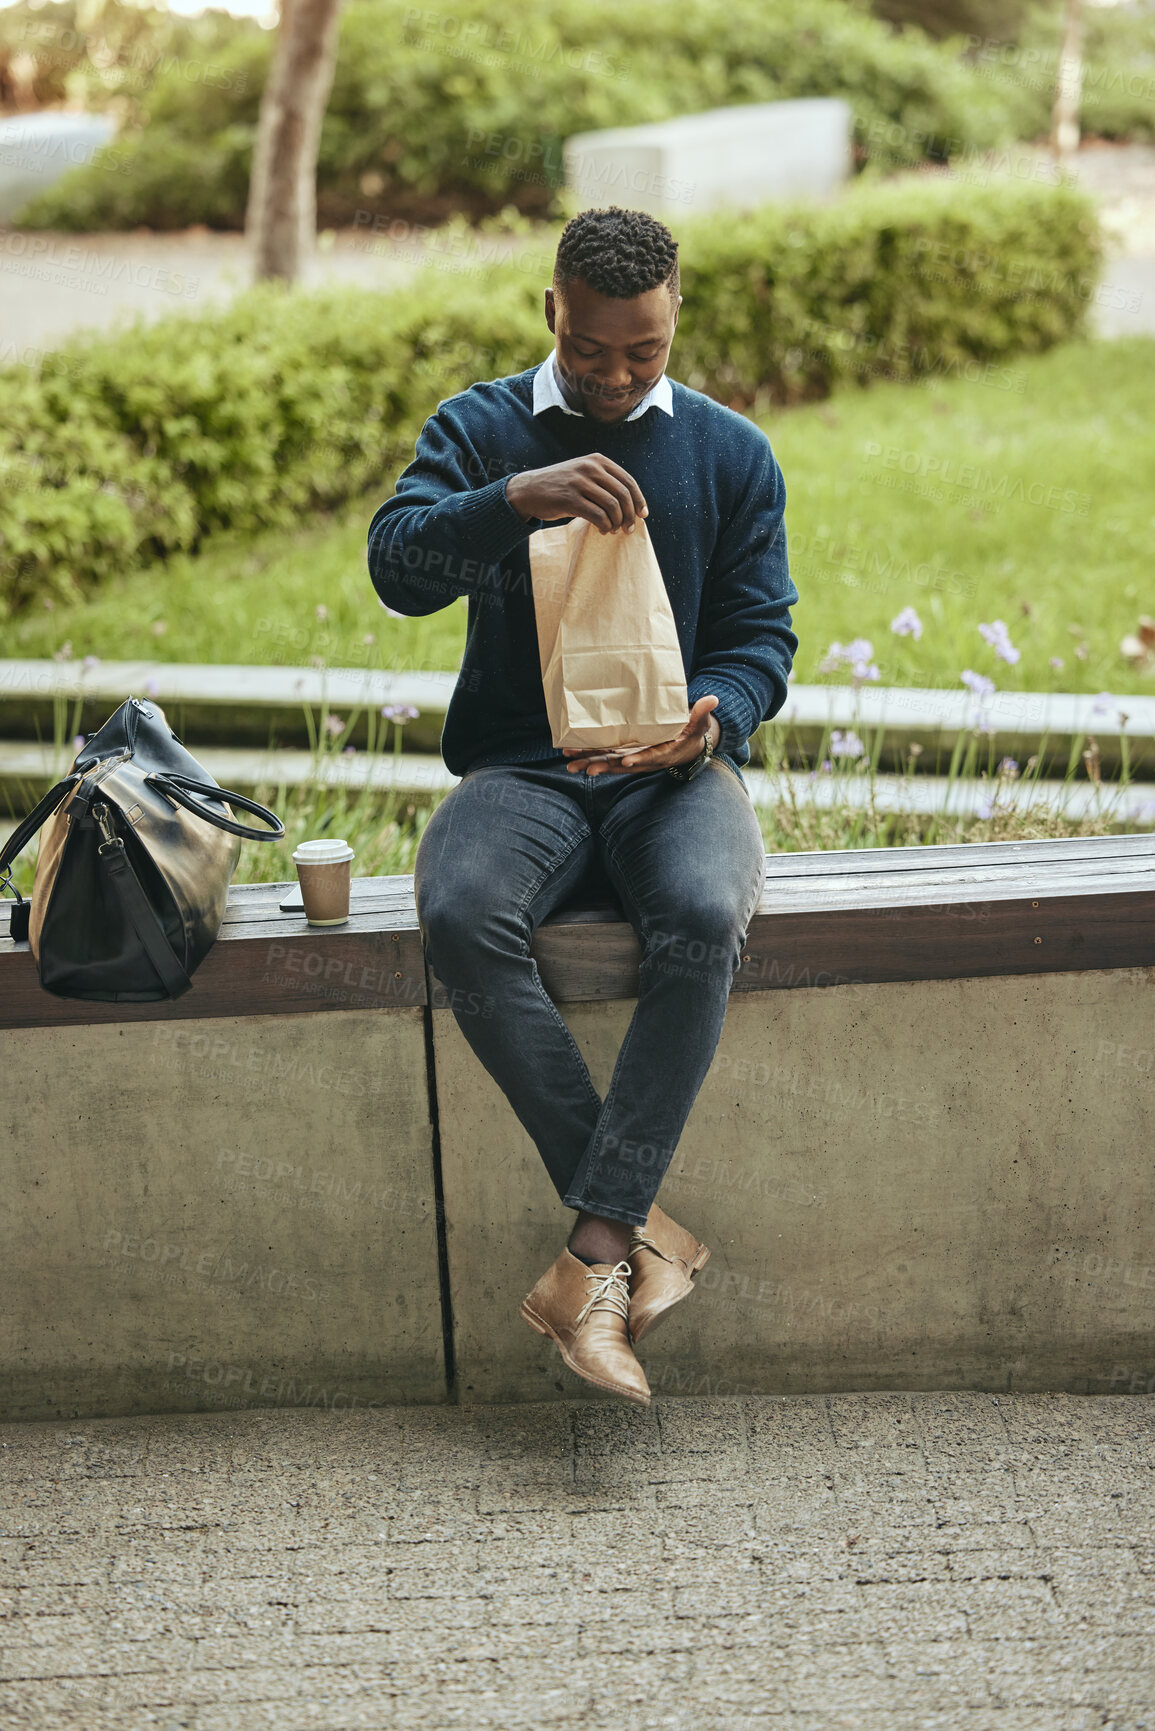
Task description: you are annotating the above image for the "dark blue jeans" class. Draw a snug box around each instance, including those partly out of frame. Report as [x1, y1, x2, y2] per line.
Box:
[413, 755, 767, 1228]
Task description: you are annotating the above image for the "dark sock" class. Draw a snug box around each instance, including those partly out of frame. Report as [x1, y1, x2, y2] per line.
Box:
[568, 1248, 605, 1267]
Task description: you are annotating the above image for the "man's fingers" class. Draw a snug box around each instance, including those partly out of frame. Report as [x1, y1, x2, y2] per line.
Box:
[594, 455, 648, 517]
[586, 456, 647, 527]
[578, 473, 638, 533]
[577, 480, 628, 532]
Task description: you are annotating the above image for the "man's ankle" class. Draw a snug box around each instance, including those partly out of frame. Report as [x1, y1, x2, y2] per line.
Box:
[568, 1210, 632, 1267]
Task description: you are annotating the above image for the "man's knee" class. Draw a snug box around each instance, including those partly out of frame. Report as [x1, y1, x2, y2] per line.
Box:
[647, 894, 746, 971]
[416, 880, 487, 951]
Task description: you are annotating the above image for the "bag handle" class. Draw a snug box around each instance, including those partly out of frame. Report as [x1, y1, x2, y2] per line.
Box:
[0, 774, 82, 900]
[144, 772, 285, 842]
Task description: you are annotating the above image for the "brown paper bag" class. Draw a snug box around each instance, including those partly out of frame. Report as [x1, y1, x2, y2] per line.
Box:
[529, 516, 690, 751]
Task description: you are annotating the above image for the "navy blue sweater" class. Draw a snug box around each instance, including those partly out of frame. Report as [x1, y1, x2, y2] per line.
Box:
[367, 365, 798, 783]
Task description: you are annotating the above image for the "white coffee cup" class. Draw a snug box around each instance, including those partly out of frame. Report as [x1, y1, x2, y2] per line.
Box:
[292, 838, 355, 925]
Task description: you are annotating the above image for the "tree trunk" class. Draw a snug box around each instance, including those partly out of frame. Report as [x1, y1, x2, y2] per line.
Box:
[1050, 0, 1084, 163]
[247, 0, 344, 284]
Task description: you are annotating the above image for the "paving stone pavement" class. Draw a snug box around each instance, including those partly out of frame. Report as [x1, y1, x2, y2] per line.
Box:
[1, 1393, 1153, 1730]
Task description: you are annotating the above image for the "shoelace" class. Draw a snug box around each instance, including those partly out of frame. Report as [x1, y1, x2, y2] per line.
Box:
[629, 1229, 673, 1264]
[575, 1259, 632, 1328]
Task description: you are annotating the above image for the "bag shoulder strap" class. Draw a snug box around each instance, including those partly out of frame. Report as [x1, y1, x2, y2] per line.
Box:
[0, 775, 82, 890]
[98, 840, 193, 999]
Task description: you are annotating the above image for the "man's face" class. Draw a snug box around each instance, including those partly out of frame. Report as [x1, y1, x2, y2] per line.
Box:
[544, 278, 680, 425]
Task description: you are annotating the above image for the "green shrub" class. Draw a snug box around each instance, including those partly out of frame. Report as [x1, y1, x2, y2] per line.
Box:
[677, 177, 1102, 405]
[0, 176, 1101, 616]
[16, 0, 1026, 233]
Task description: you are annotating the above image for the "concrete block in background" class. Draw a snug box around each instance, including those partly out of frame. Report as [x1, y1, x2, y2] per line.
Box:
[564, 99, 853, 219]
[0, 111, 117, 224]
[434, 967, 1155, 1404]
[0, 1009, 447, 1420]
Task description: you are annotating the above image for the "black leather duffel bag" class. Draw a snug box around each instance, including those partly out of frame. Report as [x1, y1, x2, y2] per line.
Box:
[0, 695, 284, 1002]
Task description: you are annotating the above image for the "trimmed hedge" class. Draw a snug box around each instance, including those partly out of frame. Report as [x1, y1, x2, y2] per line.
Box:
[0, 176, 1101, 616]
[16, 0, 1025, 233]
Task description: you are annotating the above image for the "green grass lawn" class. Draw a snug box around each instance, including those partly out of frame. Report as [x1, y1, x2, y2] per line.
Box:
[8, 336, 1155, 705]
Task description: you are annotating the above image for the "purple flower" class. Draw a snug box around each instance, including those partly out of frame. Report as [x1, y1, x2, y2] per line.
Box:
[818, 638, 880, 684]
[325, 714, 346, 736]
[1049, 656, 1065, 672]
[81, 654, 101, 674]
[1089, 692, 1119, 723]
[342, 745, 356, 755]
[997, 757, 1020, 779]
[978, 620, 1020, 665]
[890, 606, 923, 640]
[71, 734, 86, 752]
[381, 704, 420, 722]
[830, 729, 866, 759]
[961, 670, 997, 735]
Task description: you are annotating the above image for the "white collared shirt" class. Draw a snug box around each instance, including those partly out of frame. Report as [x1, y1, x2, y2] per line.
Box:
[532, 352, 674, 422]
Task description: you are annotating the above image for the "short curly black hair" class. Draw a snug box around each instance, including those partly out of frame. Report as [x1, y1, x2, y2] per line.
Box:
[553, 206, 679, 302]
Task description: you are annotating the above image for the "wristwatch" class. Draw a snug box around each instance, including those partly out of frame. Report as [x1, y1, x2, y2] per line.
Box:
[667, 726, 716, 784]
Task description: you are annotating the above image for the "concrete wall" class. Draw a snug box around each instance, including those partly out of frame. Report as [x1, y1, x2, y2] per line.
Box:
[564, 99, 853, 219]
[5, 966, 1152, 1420]
[0, 1009, 447, 1421]
[434, 967, 1155, 1404]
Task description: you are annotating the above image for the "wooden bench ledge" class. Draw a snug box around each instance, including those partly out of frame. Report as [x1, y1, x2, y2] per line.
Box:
[2, 834, 1154, 1030]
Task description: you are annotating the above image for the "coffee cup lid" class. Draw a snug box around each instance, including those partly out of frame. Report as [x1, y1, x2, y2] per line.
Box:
[292, 838, 355, 864]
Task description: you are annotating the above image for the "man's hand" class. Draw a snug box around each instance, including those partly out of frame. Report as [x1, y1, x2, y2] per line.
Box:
[562, 697, 721, 776]
[506, 456, 648, 535]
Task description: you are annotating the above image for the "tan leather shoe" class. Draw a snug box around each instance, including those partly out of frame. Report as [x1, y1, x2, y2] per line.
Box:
[627, 1203, 711, 1344]
[520, 1249, 651, 1405]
